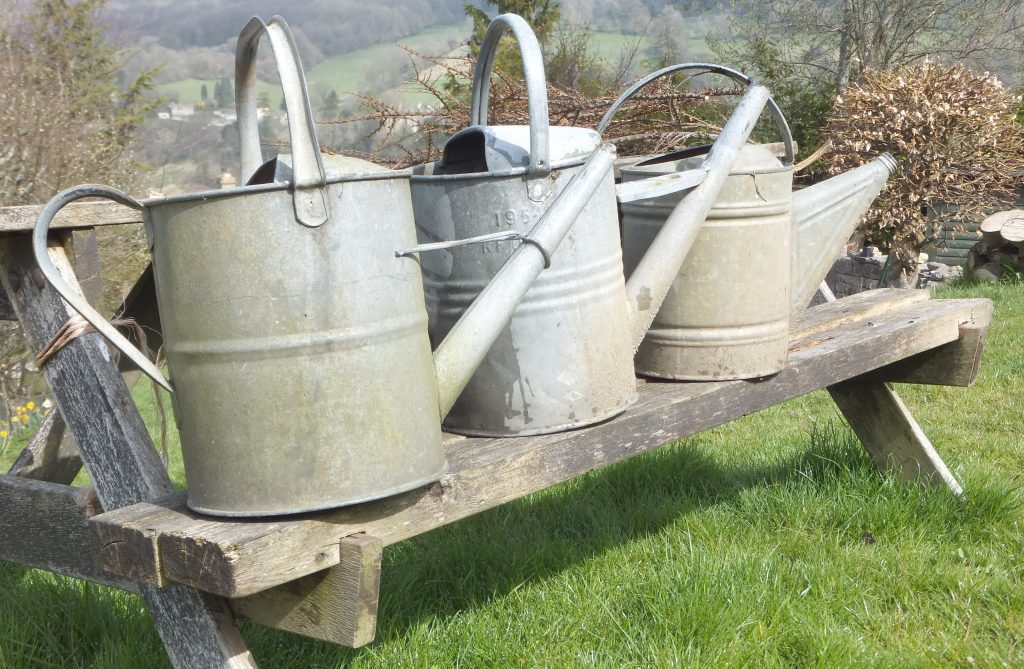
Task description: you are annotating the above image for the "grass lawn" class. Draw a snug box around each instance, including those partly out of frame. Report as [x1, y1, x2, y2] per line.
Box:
[0, 282, 1021, 667]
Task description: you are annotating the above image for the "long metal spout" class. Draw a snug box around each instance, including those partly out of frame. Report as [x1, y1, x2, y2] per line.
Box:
[790, 153, 896, 314]
[432, 145, 617, 420]
[623, 85, 771, 352]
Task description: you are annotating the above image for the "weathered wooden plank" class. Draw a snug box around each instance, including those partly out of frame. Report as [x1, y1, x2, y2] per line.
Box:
[0, 282, 14, 320]
[0, 236, 257, 669]
[789, 288, 930, 341]
[90, 295, 990, 599]
[117, 263, 163, 370]
[65, 228, 103, 304]
[7, 410, 82, 484]
[856, 319, 989, 387]
[9, 262, 160, 483]
[0, 470, 382, 647]
[232, 535, 383, 648]
[0, 475, 138, 590]
[0, 201, 141, 234]
[828, 380, 963, 494]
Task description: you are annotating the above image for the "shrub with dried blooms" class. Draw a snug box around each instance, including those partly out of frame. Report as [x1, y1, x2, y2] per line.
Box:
[823, 62, 1024, 273]
[322, 50, 740, 168]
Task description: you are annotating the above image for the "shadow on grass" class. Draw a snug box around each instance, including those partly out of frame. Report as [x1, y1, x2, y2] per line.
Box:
[0, 420, 1014, 668]
[244, 419, 1016, 666]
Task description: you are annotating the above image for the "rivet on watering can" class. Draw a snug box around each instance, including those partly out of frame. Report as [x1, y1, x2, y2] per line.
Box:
[528, 180, 554, 203]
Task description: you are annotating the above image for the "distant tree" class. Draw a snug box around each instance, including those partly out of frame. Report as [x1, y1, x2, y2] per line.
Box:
[546, 24, 605, 95]
[213, 76, 234, 108]
[319, 88, 341, 119]
[0, 0, 160, 401]
[712, 0, 1024, 159]
[200, 83, 209, 101]
[648, 6, 689, 69]
[257, 91, 272, 110]
[0, 0, 159, 204]
[465, 0, 561, 53]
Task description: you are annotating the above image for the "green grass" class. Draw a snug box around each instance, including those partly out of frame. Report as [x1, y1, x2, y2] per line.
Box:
[1, 282, 1023, 667]
[155, 77, 288, 110]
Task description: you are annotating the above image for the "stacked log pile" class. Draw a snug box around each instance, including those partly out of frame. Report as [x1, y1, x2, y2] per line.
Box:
[967, 210, 1024, 281]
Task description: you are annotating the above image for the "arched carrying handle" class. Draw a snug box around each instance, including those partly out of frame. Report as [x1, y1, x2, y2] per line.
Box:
[598, 62, 794, 166]
[32, 185, 172, 392]
[470, 13, 550, 176]
[236, 15, 329, 227]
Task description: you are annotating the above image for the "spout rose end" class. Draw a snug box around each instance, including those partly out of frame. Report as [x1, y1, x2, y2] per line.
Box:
[878, 152, 897, 174]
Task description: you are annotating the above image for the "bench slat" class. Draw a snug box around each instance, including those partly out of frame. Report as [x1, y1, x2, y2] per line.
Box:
[90, 292, 992, 599]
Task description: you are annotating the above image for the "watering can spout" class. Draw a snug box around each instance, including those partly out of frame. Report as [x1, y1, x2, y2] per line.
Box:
[431, 144, 617, 420]
[790, 153, 896, 314]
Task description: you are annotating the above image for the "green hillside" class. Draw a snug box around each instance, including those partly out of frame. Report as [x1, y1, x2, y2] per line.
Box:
[154, 21, 718, 111]
[156, 22, 468, 109]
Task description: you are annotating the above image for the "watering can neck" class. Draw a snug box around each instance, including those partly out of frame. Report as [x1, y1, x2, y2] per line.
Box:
[789, 153, 896, 313]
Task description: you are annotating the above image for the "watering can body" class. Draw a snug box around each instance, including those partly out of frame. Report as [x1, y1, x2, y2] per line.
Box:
[412, 127, 636, 435]
[620, 144, 794, 380]
[609, 63, 894, 381]
[619, 142, 895, 381]
[410, 16, 638, 436]
[146, 171, 446, 515]
[32, 18, 448, 516]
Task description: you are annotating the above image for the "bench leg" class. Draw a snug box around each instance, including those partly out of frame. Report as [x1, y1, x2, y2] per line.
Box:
[0, 236, 258, 669]
[828, 380, 962, 495]
[8, 410, 83, 483]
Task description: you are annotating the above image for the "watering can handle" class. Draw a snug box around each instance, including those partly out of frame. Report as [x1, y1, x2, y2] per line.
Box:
[469, 13, 550, 176]
[597, 62, 795, 166]
[236, 16, 329, 227]
[32, 185, 173, 392]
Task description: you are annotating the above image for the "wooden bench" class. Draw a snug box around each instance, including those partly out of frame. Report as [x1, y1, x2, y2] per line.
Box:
[0, 201, 993, 667]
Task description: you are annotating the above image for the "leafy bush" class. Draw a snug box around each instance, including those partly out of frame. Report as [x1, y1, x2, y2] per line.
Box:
[823, 62, 1024, 273]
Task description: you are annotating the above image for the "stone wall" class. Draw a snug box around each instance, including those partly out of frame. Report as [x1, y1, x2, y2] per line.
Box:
[825, 248, 961, 298]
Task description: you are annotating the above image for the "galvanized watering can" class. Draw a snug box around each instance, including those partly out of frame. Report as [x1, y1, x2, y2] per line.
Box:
[609, 63, 896, 380]
[31, 16, 572, 517]
[411, 16, 776, 436]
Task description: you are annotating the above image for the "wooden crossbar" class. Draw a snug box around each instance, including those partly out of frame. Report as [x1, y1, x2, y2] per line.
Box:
[90, 290, 992, 602]
[0, 201, 140, 234]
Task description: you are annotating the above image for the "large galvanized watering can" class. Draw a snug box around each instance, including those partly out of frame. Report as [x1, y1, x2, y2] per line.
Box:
[411, 16, 776, 436]
[609, 63, 895, 380]
[31, 16, 569, 517]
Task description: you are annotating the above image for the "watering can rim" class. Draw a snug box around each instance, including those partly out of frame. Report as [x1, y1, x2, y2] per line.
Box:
[145, 168, 412, 207]
[622, 143, 792, 179]
[413, 128, 604, 184]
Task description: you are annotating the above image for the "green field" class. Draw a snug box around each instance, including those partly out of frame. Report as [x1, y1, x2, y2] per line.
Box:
[1, 281, 1022, 666]
[156, 22, 468, 109]
[153, 21, 725, 113]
